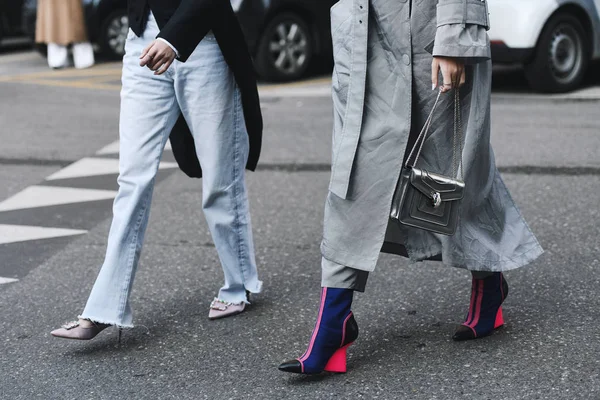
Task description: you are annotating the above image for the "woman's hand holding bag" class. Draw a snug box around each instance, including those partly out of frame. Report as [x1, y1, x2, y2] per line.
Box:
[432, 56, 466, 92]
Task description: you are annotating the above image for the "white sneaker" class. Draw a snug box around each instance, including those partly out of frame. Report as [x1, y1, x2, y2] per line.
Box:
[72, 42, 95, 69]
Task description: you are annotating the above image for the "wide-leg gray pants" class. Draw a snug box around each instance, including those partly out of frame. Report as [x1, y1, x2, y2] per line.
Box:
[322, 257, 494, 292]
[321, 258, 370, 292]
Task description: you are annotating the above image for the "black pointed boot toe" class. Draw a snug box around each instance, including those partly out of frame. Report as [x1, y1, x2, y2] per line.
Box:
[278, 360, 303, 374]
[453, 273, 509, 341]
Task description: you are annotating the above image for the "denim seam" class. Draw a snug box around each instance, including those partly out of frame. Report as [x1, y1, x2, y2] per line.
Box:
[232, 87, 249, 287]
[116, 93, 177, 322]
[117, 177, 152, 321]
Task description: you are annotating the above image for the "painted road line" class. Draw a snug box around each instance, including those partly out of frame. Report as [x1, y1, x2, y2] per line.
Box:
[46, 157, 178, 181]
[0, 70, 121, 82]
[26, 75, 123, 86]
[0, 277, 19, 285]
[96, 140, 172, 155]
[0, 186, 118, 212]
[95, 140, 121, 155]
[1, 78, 120, 91]
[1, 61, 599, 100]
[0, 64, 122, 80]
[0, 129, 180, 285]
[0, 224, 87, 245]
[0, 66, 334, 95]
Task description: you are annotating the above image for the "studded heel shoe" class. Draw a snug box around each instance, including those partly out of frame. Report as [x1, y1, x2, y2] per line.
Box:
[51, 319, 112, 341]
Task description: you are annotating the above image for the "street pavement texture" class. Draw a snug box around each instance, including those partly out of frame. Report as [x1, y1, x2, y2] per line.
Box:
[1, 50, 600, 399]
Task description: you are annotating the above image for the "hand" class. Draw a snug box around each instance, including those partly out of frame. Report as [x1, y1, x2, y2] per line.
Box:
[139, 40, 176, 75]
[431, 56, 466, 93]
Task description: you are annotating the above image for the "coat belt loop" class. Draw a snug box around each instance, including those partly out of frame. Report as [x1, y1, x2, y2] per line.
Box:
[462, 0, 467, 29]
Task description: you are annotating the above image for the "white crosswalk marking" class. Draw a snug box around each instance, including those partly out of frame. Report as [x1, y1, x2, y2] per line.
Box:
[96, 140, 172, 155]
[95, 140, 120, 155]
[0, 134, 181, 286]
[0, 224, 87, 245]
[46, 157, 178, 181]
[0, 186, 117, 212]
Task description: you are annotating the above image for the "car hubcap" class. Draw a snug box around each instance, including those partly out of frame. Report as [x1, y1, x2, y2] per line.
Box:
[548, 23, 583, 84]
[106, 15, 129, 56]
[268, 21, 309, 75]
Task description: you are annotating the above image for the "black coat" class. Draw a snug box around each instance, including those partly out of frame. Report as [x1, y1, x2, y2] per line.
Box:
[128, 0, 262, 178]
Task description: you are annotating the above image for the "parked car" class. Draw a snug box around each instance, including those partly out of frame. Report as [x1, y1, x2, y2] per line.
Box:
[0, 0, 27, 43]
[488, 0, 600, 93]
[22, 0, 336, 81]
[235, 0, 336, 81]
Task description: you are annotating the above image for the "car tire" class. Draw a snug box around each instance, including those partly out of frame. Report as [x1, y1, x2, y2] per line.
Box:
[524, 13, 589, 93]
[99, 10, 129, 60]
[255, 12, 314, 82]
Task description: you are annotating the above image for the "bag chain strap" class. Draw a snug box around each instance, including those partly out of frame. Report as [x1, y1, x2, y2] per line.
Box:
[453, 89, 464, 181]
[405, 88, 463, 181]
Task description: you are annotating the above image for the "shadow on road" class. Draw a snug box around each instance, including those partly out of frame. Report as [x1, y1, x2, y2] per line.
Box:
[0, 43, 32, 55]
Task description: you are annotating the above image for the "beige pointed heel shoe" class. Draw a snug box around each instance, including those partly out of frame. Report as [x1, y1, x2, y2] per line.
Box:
[208, 299, 246, 320]
[208, 291, 251, 320]
[51, 319, 112, 341]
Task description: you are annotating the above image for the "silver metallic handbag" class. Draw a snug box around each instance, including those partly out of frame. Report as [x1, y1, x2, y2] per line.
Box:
[390, 89, 465, 236]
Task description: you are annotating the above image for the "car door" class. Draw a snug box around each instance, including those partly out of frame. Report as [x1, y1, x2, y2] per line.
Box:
[590, 0, 600, 59]
[1, 0, 25, 36]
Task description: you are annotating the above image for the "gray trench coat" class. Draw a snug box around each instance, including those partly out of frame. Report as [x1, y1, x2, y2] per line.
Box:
[321, 0, 544, 272]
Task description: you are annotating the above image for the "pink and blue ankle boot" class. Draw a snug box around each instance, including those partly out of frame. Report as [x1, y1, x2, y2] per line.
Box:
[279, 287, 358, 374]
[453, 272, 509, 341]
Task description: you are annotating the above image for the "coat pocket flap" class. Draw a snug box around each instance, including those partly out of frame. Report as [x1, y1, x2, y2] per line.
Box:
[410, 169, 465, 201]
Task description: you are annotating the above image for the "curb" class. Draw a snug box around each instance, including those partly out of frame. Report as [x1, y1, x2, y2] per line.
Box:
[492, 89, 600, 103]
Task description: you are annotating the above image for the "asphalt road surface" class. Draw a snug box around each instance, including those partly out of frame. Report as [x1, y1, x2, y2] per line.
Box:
[1, 49, 600, 400]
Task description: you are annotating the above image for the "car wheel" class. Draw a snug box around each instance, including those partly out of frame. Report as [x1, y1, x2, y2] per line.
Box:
[525, 13, 589, 93]
[99, 10, 128, 59]
[255, 12, 314, 82]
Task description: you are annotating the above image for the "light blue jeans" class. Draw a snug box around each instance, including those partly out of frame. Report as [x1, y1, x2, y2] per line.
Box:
[80, 13, 262, 327]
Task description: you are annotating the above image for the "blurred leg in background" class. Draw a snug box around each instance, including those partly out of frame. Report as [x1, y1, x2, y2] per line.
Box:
[36, 0, 94, 69]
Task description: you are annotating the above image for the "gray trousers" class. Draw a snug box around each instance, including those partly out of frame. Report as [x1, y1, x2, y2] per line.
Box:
[322, 257, 494, 292]
[321, 258, 370, 292]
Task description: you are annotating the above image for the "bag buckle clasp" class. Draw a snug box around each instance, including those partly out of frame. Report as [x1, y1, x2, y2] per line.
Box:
[432, 192, 442, 208]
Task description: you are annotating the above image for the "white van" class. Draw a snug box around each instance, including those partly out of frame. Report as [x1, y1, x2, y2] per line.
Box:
[488, 0, 600, 92]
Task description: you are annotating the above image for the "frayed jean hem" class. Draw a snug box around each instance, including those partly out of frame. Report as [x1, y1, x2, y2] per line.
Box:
[218, 280, 263, 305]
[78, 315, 134, 329]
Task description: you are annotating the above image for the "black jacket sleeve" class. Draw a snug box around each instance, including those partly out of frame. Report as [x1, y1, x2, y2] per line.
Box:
[156, 0, 222, 62]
